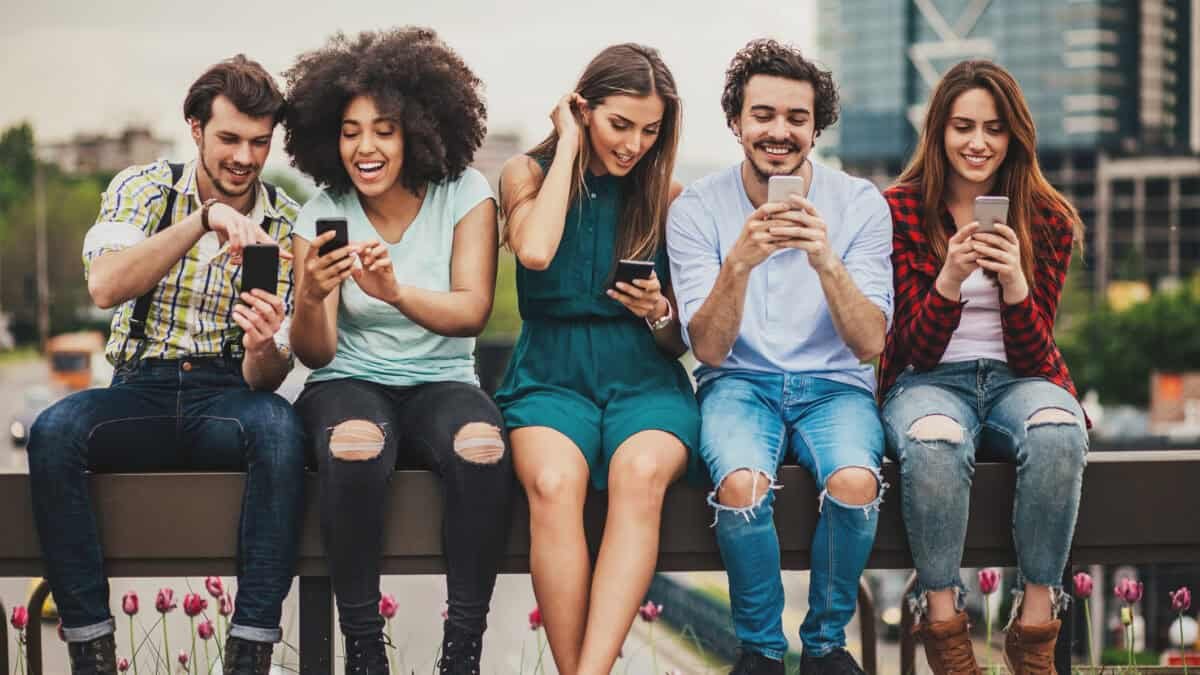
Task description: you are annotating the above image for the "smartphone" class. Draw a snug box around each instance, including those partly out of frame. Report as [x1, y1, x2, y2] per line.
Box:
[609, 259, 656, 292]
[241, 243, 279, 297]
[315, 217, 349, 257]
[767, 175, 806, 205]
[973, 196, 1009, 233]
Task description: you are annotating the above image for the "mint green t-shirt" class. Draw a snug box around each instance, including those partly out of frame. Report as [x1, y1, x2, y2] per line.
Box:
[293, 167, 495, 387]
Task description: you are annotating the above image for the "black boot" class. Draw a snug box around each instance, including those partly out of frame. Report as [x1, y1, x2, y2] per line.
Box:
[800, 647, 866, 675]
[223, 635, 273, 675]
[729, 649, 785, 675]
[67, 634, 117, 675]
[437, 621, 482, 675]
[345, 633, 389, 674]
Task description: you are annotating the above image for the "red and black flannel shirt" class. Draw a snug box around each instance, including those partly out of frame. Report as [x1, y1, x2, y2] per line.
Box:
[879, 184, 1081, 405]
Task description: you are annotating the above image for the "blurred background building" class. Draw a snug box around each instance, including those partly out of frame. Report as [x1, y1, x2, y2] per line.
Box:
[818, 0, 1200, 294]
[36, 126, 173, 175]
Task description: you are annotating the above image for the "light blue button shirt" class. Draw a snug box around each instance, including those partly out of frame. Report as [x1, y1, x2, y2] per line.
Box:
[666, 160, 893, 393]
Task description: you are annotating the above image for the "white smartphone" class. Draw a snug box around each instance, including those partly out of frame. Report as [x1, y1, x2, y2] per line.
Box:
[767, 175, 806, 205]
[973, 196, 1009, 233]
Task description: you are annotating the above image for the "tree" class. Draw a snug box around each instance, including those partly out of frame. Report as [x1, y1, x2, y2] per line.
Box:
[0, 122, 36, 239]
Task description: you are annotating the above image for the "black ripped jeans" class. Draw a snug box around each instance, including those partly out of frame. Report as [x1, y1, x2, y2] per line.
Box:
[295, 378, 515, 638]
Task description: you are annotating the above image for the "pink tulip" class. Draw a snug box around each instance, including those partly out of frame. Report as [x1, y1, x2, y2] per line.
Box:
[122, 590, 139, 616]
[219, 591, 234, 617]
[1114, 578, 1144, 603]
[1073, 572, 1094, 598]
[1171, 586, 1192, 613]
[178, 649, 189, 667]
[155, 588, 177, 614]
[10, 605, 28, 631]
[378, 593, 398, 619]
[638, 601, 663, 622]
[204, 576, 224, 599]
[182, 593, 207, 618]
[198, 619, 215, 641]
[528, 606, 542, 631]
[978, 568, 1000, 595]
[117, 657, 130, 672]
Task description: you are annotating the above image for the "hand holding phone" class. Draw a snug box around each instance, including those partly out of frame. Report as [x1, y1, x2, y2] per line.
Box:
[315, 217, 349, 257]
[609, 259, 656, 292]
[241, 243, 279, 297]
[767, 175, 806, 206]
[973, 196, 1009, 234]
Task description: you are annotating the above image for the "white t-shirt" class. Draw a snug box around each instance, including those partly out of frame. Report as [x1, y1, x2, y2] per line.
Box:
[940, 269, 1007, 364]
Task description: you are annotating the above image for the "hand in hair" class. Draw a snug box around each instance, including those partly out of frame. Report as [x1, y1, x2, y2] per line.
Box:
[934, 223, 981, 301]
[550, 92, 587, 151]
[972, 224, 1028, 304]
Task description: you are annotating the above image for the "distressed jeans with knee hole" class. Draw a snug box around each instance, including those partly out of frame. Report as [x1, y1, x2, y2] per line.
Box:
[880, 359, 1088, 620]
[697, 371, 886, 659]
[295, 378, 514, 639]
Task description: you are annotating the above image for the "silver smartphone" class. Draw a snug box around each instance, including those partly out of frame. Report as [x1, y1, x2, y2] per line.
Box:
[767, 175, 806, 204]
[973, 196, 1009, 233]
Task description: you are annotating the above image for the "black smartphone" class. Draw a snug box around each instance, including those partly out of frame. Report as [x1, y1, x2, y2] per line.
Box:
[609, 259, 656, 292]
[315, 217, 349, 257]
[241, 243, 279, 297]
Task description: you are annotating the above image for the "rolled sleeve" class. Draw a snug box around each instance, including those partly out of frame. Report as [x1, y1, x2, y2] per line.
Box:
[81, 162, 172, 278]
[666, 190, 721, 349]
[842, 186, 894, 330]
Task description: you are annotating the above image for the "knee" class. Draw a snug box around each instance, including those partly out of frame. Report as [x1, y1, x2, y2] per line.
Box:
[825, 466, 879, 506]
[27, 399, 88, 473]
[328, 419, 385, 461]
[906, 414, 966, 445]
[453, 422, 506, 465]
[716, 468, 773, 509]
[527, 464, 587, 509]
[1022, 407, 1087, 470]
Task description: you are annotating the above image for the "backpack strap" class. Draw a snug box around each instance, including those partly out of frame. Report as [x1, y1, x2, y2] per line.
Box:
[127, 162, 184, 340]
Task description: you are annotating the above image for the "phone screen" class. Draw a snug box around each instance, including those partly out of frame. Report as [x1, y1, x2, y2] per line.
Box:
[315, 217, 349, 257]
[241, 244, 279, 296]
[610, 259, 656, 291]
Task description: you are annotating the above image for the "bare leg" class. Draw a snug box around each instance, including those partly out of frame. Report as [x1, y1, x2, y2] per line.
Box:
[576, 431, 687, 675]
[513, 427, 592, 675]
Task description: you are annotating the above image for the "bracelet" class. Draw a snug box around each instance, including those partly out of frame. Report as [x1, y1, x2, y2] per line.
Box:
[646, 298, 674, 331]
[200, 198, 219, 232]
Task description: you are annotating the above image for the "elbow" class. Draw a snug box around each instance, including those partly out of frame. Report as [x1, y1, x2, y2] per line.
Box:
[693, 344, 726, 369]
[87, 276, 118, 310]
[516, 246, 553, 272]
[852, 335, 885, 363]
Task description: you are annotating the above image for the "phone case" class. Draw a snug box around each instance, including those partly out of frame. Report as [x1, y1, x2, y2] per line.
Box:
[315, 218, 349, 257]
[241, 244, 279, 296]
[610, 260, 655, 290]
[767, 176, 806, 204]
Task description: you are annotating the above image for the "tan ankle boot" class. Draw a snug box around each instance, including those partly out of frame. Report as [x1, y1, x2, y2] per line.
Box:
[917, 611, 981, 675]
[1003, 618, 1060, 674]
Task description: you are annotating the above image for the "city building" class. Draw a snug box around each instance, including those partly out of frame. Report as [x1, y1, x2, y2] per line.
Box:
[818, 0, 1199, 292]
[38, 126, 174, 175]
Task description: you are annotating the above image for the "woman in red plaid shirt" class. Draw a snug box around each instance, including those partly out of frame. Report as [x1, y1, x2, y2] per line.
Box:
[879, 60, 1089, 675]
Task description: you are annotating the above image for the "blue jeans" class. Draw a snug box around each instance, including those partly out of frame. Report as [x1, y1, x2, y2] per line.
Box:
[880, 360, 1088, 621]
[27, 357, 306, 643]
[697, 371, 885, 659]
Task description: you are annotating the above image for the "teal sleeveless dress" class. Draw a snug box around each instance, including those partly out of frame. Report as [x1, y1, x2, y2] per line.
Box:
[494, 165, 701, 489]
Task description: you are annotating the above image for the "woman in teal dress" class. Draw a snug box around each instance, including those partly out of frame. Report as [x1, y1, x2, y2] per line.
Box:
[494, 43, 700, 675]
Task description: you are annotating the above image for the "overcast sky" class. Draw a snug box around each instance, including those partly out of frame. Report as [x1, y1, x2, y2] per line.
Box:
[0, 0, 819, 172]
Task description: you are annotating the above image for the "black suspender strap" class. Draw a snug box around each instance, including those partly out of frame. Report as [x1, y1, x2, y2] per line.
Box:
[127, 162, 184, 340]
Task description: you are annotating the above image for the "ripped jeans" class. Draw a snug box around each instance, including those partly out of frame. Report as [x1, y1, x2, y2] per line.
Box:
[881, 360, 1088, 623]
[697, 371, 885, 659]
[295, 378, 514, 639]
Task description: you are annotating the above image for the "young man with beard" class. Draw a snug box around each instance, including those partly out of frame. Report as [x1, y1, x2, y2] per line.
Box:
[27, 55, 305, 675]
[666, 40, 893, 675]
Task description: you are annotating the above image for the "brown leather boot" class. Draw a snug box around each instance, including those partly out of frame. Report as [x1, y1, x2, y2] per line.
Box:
[1003, 618, 1060, 675]
[916, 611, 981, 675]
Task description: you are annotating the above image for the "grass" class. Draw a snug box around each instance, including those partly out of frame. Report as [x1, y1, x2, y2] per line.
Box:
[0, 346, 39, 366]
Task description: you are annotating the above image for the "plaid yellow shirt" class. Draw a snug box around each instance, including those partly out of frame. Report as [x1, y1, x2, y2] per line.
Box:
[82, 159, 299, 365]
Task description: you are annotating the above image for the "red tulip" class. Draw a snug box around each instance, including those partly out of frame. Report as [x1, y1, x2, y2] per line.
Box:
[182, 593, 207, 618]
[204, 576, 224, 599]
[1073, 572, 1094, 598]
[219, 591, 234, 617]
[379, 593, 398, 619]
[10, 605, 28, 631]
[1171, 586, 1192, 613]
[978, 568, 1000, 595]
[528, 606, 542, 631]
[117, 657, 130, 672]
[1114, 578, 1144, 603]
[638, 601, 663, 622]
[122, 590, 139, 616]
[178, 650, 189, 667]
[155, 588, 177, 614]
[198, 619, 215, 641]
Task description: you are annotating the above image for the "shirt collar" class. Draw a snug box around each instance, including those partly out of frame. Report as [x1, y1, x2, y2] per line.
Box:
[180, 159, 277, 224]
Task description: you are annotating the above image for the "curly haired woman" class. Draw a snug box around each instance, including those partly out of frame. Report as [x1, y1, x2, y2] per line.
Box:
[283, 27, 512, 675]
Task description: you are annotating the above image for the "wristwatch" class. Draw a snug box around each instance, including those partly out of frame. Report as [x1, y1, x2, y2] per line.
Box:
[200, 198, 219, 231]
[646, 299, 674, 331]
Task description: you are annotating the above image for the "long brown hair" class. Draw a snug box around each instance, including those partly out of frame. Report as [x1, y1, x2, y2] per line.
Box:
[894, 60, 1082, 283]
[517, 43, 681, 262]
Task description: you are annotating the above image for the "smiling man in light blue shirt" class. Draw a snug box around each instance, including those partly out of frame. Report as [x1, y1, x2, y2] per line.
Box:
[667, 39, 892, 675]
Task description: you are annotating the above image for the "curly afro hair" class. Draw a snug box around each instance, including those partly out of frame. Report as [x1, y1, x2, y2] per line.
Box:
[284, 27, 487, 195]
[721, 39, 839, 137]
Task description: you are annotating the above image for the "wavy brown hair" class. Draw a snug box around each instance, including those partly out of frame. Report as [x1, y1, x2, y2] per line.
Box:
[283, 27, 487, 196]
[894, 60, 1082, 283]
[514, 43, 681, 263]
